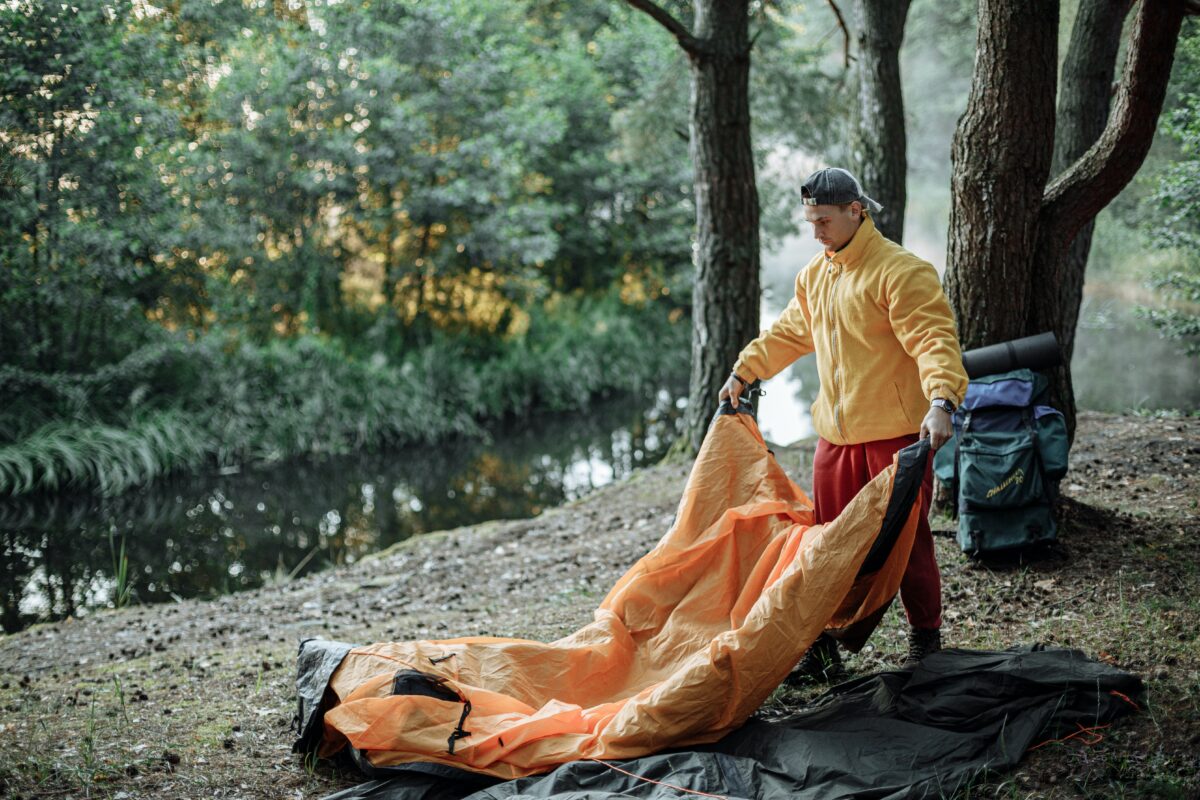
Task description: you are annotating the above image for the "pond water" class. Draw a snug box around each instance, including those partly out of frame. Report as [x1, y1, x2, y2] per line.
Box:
[1071, 294, 1199, 413]
[0, 388, 686, 633]
[3, 290, 1195, 633]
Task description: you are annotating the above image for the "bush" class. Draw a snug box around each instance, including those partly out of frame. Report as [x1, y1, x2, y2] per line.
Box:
[0, 290, 688, 498]
[1137, 270, 1200, 357]
[1135, 20, 1200, 357]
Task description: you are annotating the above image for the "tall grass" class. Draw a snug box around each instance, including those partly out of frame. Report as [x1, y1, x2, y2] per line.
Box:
[109, 530, 134, 609]
[0, 411, 211, 496]
[0, 291, 688, 499]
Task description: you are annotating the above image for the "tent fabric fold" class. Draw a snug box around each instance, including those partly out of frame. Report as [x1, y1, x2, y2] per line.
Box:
[296, 406, 929, 778]
[312, 646, 1144, 800]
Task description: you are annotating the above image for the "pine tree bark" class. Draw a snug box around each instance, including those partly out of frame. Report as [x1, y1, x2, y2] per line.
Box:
[944, 0, 1060, 350]
[1052, 0, 1132, 178]
[945, 0, 1189, 443]
[848, 0, 911, 243]
[625, 0, 761, 453]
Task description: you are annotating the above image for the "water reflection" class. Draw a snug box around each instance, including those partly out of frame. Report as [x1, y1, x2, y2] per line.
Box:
[1073, 296, 1199, 412]
[0, 388, 686, 633]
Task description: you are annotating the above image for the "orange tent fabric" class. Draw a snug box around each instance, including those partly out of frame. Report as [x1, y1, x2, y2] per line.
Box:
[314, 409, 925, 779]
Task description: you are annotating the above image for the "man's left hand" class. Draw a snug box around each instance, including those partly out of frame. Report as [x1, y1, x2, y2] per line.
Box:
[920, 406, 954, 451]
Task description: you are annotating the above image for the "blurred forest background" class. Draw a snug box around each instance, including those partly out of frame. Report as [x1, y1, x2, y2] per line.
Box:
[0, 0, 1196, 628]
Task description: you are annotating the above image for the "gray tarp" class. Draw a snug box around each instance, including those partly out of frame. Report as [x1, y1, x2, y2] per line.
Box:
[300, 644, 1142, 800]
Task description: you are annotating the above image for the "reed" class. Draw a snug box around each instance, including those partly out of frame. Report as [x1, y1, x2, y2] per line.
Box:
[0, 411, 211, 497]
[109, 530, 134, 609]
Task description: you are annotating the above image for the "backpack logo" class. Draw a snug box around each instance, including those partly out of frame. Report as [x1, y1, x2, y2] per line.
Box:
[986, 467, 1025, 499]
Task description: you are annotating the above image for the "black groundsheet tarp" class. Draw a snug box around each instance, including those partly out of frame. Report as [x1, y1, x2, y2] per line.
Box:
[306, 645, 1143, 800]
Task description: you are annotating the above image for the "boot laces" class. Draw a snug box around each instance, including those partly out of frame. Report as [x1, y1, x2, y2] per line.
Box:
[906, 628, 941, 663]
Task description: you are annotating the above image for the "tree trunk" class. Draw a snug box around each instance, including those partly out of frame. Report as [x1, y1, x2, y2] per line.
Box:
[946, 0, 1188, 444]
[848, 0, 911, 243]
[1035, 0, 1132, 435]
[682, 1, 760, 452]
[944, 0, 1060, 351]
[1053, 1, 1132, 178]
[1031, 0, 1186, 438]
[624, 0, 761, 454]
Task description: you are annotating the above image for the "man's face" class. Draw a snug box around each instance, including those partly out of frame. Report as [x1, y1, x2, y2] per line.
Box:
[802, 202, 863, 252]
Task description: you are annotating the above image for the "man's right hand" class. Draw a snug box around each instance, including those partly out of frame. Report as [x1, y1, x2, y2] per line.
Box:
[719, 374, 746, 409]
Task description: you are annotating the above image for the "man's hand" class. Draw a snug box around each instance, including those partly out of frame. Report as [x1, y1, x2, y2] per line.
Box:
[719, 374, 746, 409]
[920, 406, 954, 451]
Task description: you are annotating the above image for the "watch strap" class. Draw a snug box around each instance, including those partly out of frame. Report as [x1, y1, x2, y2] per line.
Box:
[931, 398, 956, 413]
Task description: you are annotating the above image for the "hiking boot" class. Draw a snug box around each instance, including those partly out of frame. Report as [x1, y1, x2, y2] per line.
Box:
[784, 633, 844, 686]
[902, 627, 942, 670]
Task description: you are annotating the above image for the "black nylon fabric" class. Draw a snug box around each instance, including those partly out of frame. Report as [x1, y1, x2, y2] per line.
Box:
[294, 638, 354, 754]
[313, 646, 1142, 800]
[860, 437, 929, 576]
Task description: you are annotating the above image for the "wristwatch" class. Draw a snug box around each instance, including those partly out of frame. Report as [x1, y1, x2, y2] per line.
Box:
[930, 398, 956, 414]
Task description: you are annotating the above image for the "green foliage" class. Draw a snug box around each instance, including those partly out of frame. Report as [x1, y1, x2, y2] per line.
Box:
[187, 0, 703, 340]
[873, 0, 982, 178]
[0, 1, 198, 371]
[0, 0, 837, 500]
[1138, 272, 1200, 356]
[0, 290, 687, 498]
[1137, 19, 1200, 357]
[0, 338, 204, 441]
[1149, 150, 1200, 253]
[0, 0, 702, 495]
[0, 0, 701, 355]
[750, 6, 846, 245]
[194, 333, 481, 465]
[0, 411, 211, 497]
[439, 287, 689, 419]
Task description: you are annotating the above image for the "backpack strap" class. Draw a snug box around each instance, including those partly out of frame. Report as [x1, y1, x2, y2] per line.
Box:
[952, 410, 970, 509]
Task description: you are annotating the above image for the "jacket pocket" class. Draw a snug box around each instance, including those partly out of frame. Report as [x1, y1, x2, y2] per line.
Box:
[958, 430, 1044, 509]
[892, 382, 915, 426]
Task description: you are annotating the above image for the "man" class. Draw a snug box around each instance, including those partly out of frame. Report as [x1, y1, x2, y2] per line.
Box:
[719, 167, 967, 680]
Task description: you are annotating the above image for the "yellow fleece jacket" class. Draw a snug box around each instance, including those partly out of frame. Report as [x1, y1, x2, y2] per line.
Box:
[733, 215, 968, 445]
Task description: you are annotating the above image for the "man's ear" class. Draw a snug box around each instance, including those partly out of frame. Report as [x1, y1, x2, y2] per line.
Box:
[850, 201, 863, 219]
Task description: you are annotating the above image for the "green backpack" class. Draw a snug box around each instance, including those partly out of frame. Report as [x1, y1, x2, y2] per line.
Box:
[933, 369, 1070, 555]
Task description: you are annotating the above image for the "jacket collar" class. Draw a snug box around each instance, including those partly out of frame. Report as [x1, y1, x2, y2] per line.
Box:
[826, 213, 879, 270]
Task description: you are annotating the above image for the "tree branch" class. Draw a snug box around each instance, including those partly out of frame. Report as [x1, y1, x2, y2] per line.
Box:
[749, 25, 765, 52]
[622, 0, 704, 57]
[826, 0, 852, 68]
[1039, 0, 1186, 250]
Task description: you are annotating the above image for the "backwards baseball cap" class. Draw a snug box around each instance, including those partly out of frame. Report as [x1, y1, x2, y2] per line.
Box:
[800, 167, 884, 214]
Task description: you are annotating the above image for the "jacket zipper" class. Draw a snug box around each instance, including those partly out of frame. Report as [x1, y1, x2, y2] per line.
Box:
[826, 258, 848, 441]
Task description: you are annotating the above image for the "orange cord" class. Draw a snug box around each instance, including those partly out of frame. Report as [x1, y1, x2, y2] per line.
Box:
[1029, 722, 1110, 751]
[587, 758, 730, 800]
[1109, 690, 1141, 711]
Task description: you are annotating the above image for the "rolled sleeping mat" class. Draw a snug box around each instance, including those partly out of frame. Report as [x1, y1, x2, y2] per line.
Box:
[962, 331, 1062, 379]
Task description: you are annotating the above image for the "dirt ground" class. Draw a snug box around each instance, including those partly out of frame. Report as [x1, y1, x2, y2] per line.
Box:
[0, 410, 1197, 799]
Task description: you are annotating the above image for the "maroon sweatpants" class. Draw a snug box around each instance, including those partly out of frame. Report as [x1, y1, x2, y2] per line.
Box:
[812, 434, 941, 630]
